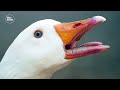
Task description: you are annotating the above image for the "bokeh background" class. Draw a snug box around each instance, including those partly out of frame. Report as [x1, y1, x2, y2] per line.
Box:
[0, 11, 119, 79]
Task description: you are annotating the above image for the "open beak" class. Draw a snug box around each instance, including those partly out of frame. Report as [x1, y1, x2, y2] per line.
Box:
[54, 16, 110, 59]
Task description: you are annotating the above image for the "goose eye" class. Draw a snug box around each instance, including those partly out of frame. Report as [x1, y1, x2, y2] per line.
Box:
[34, 30, 43, 38]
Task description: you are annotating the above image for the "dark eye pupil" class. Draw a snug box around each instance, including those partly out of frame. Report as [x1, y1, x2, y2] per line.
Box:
[34, 31, 43, 38]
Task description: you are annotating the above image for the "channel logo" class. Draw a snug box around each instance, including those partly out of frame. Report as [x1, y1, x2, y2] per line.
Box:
[5, 14, 15, 24]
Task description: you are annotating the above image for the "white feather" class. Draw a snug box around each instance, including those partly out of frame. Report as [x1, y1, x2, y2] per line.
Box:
[0, 19, 72, 79]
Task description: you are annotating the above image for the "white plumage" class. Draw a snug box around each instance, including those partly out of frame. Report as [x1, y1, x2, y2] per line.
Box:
[0, 19, 71, 79]
[0, 16, 109, 79]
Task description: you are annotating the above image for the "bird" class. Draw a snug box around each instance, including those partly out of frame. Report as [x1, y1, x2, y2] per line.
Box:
[0, 16, 110, 79]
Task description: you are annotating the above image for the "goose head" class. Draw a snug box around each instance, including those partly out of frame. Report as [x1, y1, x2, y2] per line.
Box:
[0, 16, 109, 79]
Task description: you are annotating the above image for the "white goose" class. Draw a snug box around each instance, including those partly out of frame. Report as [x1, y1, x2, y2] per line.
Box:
[0, 16, 110, 79]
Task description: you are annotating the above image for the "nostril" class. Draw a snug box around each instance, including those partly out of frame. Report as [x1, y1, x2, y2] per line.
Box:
[73, 22, 82, 28]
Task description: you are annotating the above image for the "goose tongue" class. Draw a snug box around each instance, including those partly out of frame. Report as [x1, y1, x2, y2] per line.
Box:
[66, 42, 110, 59]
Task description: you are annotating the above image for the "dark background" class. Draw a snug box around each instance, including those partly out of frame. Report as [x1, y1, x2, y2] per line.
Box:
[0, 11, 119, 79]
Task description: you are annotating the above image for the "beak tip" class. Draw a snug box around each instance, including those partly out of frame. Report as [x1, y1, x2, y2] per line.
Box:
[92, 16, 106, 22]
[105, 45, 110, 48]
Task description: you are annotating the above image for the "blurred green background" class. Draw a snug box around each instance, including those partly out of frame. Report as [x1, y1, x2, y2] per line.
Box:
[0, 11, 119, 79]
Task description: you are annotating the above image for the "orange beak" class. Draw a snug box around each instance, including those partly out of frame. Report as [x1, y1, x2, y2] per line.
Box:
[54, 16, 110, 59]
